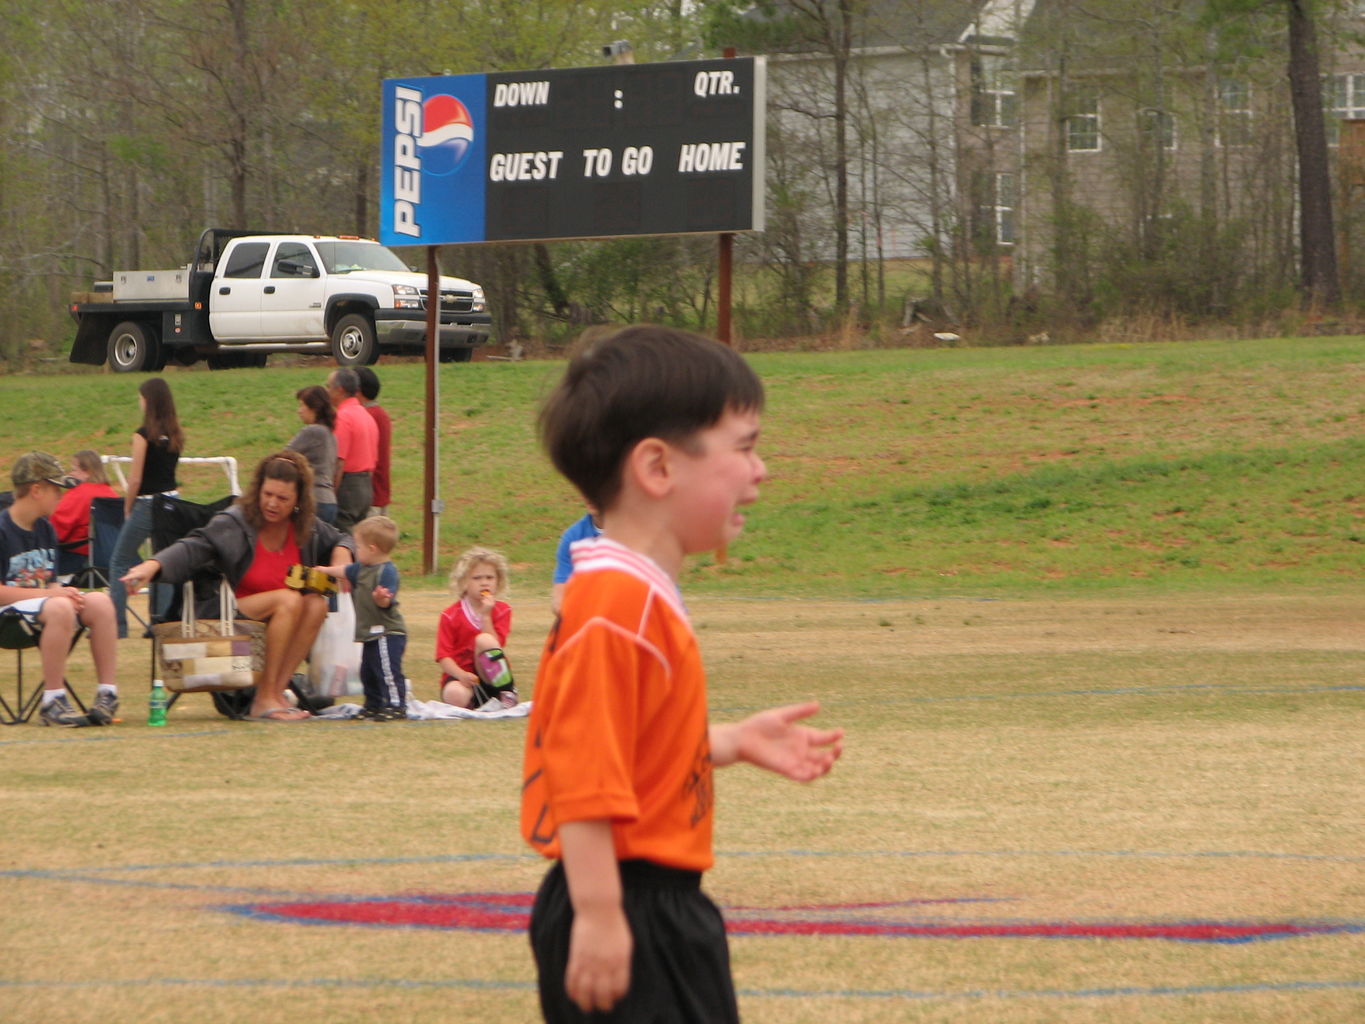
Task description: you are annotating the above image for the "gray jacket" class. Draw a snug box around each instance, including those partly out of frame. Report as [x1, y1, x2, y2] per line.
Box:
[153, 503, 353, 596]
[287, 424, 338, 506]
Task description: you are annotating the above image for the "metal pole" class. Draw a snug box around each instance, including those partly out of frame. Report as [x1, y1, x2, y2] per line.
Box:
[424, 246, 440, 575]
[715, 46, 739, 564]
[717, 232, 733, 344]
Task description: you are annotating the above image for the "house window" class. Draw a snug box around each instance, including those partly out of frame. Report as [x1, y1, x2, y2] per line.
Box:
[972, 54, 1017, 128]
[1328, 73, 1365, 145]
[975, 171, 1016, 246]
[994, 172, 1016, 245]
[1218, 80, 1253, 146]
[1139, 108, 1176, 150]
[1066, 86, 1101, 151]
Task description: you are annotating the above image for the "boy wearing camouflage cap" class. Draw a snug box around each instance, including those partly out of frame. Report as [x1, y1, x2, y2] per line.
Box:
[0, 452, 120, 726]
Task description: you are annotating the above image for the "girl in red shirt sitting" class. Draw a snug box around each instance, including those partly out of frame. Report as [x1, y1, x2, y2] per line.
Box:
[50, 450, 120, 562]
[436, 546, 517, 709]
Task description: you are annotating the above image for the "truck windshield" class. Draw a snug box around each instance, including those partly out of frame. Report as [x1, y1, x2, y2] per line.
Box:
[313, 241, 410, 274]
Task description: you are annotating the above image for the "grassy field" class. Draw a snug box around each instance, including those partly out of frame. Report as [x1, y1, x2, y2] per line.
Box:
[1, 337, 1362, 1022]
[3, 334, 1365, 595]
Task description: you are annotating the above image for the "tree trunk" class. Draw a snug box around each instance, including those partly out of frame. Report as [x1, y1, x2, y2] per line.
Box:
[533, 243, 570, 318]
[355, 161, 369, 236]
[1286, 0, 1340, 308]
[832, 2, 851, 313]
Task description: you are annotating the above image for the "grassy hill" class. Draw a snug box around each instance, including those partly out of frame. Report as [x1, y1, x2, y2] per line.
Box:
[4, 335, 1364, 597]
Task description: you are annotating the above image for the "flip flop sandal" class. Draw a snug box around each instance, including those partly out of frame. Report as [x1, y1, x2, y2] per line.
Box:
[247, 707, 311, 722]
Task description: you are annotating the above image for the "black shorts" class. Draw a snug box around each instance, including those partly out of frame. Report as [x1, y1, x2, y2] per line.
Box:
[529, 859, 739, 1024]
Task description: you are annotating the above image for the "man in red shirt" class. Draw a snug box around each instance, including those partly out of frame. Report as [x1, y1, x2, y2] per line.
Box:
[326, 368, 379, 534]
[355, 367, 392, 515]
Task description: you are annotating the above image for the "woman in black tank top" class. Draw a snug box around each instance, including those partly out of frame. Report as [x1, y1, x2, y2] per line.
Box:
[108, 378, 185, 638]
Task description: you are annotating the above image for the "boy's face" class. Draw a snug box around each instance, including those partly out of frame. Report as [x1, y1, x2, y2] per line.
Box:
[668, 407, 766, 554]
[34, 480, 64, 517]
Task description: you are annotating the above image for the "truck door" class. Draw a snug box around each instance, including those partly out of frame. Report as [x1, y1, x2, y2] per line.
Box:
[261, 241, 326, 339]
[208, 240, 271, 340]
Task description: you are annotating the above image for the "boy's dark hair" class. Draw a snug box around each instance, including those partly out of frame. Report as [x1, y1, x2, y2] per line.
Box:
[538, 325, 764, 512]
[355, 366, 381, 401]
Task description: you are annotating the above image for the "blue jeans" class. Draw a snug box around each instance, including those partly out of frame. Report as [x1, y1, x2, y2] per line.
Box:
[316, 502, 338, 525]
[108, 497, 171, 638]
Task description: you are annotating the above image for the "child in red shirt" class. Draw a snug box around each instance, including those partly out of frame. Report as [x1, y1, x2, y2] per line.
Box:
[435, 545, 517, 708]
[521, 326, 844, 1022]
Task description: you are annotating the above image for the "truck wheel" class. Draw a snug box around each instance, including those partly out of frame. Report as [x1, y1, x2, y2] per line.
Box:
[331, 314, 378, 366]
[439, 348, 473, 363]
[107, 321, 159, 373]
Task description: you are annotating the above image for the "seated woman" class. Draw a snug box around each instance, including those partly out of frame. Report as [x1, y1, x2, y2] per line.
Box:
[120, 451, 353, 721]
[50, 450, 120, 563]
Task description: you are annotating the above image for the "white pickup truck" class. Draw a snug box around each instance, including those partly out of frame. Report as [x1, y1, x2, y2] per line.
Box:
[68, 229, 492, 371]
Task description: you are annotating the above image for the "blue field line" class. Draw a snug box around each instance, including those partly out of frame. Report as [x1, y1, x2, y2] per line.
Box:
[0, 976, 534, 992]
[747, 977, 1365, 1003]
[714, 682, 1362, 715]
[723, 847, 1365, 864]
[0, 975, 1361, 1003]
[3, 846, 1359, 892]
[106, 851, 523, 872]
[0, 727, 231, 747]
[0, 869, 317, 898]
[0, 853, 532, 898]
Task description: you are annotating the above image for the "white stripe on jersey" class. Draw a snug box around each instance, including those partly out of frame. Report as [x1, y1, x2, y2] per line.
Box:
[569, 537, 688, 622]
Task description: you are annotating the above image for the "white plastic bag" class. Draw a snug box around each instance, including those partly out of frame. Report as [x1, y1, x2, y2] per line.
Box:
[309, 591, 363, 697]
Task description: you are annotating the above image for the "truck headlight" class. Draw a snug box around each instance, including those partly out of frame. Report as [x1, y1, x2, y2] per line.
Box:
[393, 284, 423, 310]
[471, 285, 487, 312]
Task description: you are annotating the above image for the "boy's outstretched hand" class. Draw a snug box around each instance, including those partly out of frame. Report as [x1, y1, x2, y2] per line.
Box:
[711, 701, 844, 780]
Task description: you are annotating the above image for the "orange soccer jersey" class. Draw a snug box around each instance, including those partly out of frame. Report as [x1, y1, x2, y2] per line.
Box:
[520, 538, 715, 871]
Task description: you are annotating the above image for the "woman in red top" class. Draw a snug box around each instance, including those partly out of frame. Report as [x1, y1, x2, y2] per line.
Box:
[122, 451, 354, 721]
[50, 450, 119, 559]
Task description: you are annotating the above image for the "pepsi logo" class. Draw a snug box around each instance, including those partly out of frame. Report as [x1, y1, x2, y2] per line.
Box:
[420, 95, 475, 176]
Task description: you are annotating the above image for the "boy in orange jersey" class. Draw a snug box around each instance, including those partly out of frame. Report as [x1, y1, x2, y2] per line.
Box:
[521, 325, 844, 1022]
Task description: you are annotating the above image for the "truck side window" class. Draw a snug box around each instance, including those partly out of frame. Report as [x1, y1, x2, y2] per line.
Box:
[223, 242, 270, 279]
[271, 242, 317, 278]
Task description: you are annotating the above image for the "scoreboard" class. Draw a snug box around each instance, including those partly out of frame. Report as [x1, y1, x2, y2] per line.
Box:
[380, 57, 766, 247]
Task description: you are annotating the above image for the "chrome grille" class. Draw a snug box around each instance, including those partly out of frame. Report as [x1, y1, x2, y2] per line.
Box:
[420, 289, 474, 313]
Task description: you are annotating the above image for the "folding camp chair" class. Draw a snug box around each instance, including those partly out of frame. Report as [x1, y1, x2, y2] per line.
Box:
[55, 540, 86, 579]
[60, 497, 150, 631]
[0, 608, 88, 725]
[147, 493, 251, 717]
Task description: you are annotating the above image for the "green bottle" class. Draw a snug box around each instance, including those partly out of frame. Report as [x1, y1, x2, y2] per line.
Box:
[148, 679, 168, 727]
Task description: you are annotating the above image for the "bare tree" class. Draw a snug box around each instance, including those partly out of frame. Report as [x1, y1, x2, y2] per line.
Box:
[1286, 0, 1341, 306]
